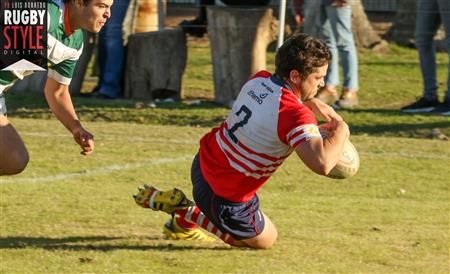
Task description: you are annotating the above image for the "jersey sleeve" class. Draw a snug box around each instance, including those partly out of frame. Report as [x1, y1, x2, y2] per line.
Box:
[277, 92, 321, 149]
[46, 2, 83, 85]
[48, 57, 79, 85]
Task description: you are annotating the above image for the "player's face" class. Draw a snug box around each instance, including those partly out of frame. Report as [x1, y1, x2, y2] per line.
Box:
[299, 64, 328, 101]
[77, 0, 113, 33]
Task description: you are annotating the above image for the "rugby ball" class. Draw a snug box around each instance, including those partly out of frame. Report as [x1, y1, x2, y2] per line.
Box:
[320, 128, 360, 179]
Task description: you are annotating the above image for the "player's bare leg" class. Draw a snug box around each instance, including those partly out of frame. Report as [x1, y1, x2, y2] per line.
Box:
[133, 185, 280, 248]
[0, 114, 29, 175]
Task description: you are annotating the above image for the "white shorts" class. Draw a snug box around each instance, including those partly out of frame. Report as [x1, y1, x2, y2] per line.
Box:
[0, 93, 6, 115]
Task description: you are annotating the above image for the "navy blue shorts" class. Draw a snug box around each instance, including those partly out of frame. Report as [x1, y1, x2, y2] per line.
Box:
[191, 154, 265, 240]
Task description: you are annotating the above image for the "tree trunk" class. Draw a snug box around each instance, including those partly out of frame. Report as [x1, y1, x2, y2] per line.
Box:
[123, 0, 167, 45]
[302, 0, 382, 48]
[134, 0, 167, 32]
[386, 0, 417, 47]
[207, 6, 277, 107]
[349, 0, 382, 48]
[124, 28, 186, 101]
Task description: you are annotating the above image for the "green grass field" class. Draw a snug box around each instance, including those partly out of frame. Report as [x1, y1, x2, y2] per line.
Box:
[1, 42, 449, 273]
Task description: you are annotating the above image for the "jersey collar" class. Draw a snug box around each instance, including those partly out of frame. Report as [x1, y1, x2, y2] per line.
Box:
[272, 74, 303, 102]
[271, 74, 295, 93]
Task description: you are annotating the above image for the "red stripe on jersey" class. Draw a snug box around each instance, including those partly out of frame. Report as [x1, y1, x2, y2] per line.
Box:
[277, 88, 318, 145]
[223, 122, 287, 163]
[200, 130, 270, 202]
[288, 125, 321, 149]
[218, 127, 264, 168]
[291, 138, 308, 148]
[287, 128, 305, 143]
[218, 127, 281, 171]
[221, 145, 273, 177]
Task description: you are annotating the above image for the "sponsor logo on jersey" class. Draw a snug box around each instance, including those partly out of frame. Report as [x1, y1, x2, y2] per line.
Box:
[261, 82, 275, 93]
[247, 90, 268, 105]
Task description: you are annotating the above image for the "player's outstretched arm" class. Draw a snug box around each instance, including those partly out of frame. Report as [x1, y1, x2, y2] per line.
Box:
[303, 98, 342, 122]
[295, 120, 349, 175]
[44, 77, 94, 155]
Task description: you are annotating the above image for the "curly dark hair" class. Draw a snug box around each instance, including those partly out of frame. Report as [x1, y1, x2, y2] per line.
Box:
[275, 33, 331, 81]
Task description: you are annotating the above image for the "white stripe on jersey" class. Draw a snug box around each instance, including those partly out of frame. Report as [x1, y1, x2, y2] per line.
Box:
[47, 33, 83, 64]
[216, 130, 277, 172]
[215, 132, 275, 179]
[287, 124, 322, 148]
[220, 127, 285, 167]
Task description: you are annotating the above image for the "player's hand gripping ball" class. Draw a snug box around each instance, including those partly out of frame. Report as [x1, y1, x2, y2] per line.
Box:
[320, 128, 360, 179]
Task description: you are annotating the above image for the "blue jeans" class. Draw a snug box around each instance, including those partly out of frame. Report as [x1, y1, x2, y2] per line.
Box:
[320, 4, 359, 91]
[415, 0, 450, 101]
[97, 0, 130, 98]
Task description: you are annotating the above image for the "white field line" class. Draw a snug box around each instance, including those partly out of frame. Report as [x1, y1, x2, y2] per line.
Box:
[19, 132, 198, 145]
[0, 156, 192, 185]
[4, 132, 447, 186]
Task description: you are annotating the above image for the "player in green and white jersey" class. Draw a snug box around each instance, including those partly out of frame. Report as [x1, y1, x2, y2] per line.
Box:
[0, 0, 113, 175]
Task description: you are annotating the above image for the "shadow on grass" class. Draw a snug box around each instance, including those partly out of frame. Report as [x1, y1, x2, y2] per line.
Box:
[351, 121, 450, 136]
[0, 236, 230, 251]
[5, 93, 225, 111]
[339, 108, 450, 136]
[5, 93, 449, 137]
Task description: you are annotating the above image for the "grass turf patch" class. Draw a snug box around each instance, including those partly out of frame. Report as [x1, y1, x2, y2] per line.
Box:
[1, 119, 448, 273]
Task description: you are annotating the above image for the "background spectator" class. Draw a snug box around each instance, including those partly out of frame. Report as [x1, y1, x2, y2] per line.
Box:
[92, 0, 130, 99]
[316, 0, 359, 109]
[401, 0, 449, 115]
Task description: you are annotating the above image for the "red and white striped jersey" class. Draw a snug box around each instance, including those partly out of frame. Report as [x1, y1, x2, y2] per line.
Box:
[199, 71, 322, 202]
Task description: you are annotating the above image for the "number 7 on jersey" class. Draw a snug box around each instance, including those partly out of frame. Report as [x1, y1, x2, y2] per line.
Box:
[228, 105, 252, 143]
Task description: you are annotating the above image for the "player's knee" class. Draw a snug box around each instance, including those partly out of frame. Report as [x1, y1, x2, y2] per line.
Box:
[251, 235, 277, 249]
[245, 227, 278, 249]
[263, 228, 278, 249]
[2, 149, 29, 175]
[258, 235, 277, 249]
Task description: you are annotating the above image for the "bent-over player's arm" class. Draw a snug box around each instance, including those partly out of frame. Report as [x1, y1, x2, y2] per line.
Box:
[302, 98, 343, 122]
[295, 120, 349, 175]
[44, 77, 94, 155]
